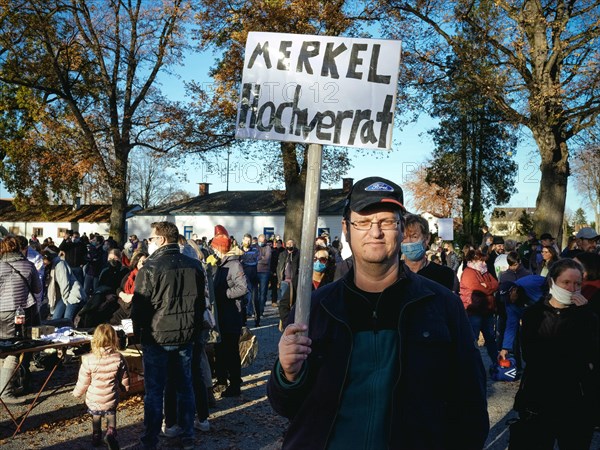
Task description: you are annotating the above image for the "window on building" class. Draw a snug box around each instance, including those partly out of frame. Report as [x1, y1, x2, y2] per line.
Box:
[184, 226, 193, 240]
[32, 227, 43, 237]
[263, 227, 275, 239]
[57, 228, 68, 238]
[9, 226, 20, 235]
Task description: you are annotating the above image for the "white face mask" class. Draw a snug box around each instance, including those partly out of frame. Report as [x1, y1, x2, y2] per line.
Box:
[549, 279, 579, 305]
[148, 242, 158, 256]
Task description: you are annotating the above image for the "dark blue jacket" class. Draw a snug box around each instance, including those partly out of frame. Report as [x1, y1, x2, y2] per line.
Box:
[267, 265, 489, 450]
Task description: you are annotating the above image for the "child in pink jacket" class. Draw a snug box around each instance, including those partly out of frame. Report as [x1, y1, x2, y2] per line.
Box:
[73, 324, 129, 448]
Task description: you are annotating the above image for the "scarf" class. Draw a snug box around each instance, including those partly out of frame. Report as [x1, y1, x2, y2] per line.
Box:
[123, 268, 138, 294]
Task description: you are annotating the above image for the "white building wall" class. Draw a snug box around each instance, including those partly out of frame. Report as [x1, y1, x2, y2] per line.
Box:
[0, 221, 70, 240]
[127, 214, 344, 243]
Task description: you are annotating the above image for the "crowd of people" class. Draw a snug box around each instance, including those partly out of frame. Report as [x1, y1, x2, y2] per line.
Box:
[2, 177, 600, 449]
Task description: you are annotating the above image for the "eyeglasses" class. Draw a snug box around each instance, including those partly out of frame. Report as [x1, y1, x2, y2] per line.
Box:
[349, 218, 400, 231]
[313, 256, 328, 263]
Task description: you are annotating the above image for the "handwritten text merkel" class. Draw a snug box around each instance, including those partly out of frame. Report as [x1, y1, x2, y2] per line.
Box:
[246, 40, 392, 85]
[238, 38, 397, 149]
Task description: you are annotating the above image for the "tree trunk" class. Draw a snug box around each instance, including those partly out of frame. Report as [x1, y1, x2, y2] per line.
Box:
[531, 129, 568, 242]
[109, 144, 130, 245]
[281, 142, 307, 247]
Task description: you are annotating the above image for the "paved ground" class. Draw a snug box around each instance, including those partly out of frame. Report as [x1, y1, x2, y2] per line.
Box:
[1, 304, 598, 449]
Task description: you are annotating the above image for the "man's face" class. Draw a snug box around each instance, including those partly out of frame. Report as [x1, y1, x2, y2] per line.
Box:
[107, 252, 120, 264]
[496, 244, 505, 254]
[343, 205, 402, 266]
[541, 238, 552, 247]
[148, 228, 166, 248]
[286, 240, 295, 252]
[402, 224, 425, 245]
[578, 237, 598, 252]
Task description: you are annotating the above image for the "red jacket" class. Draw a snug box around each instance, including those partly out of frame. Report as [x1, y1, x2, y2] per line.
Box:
[460, 267, 499, 313]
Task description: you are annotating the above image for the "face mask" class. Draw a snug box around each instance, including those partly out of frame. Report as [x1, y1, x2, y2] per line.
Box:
[258, 242, 265, 247]
[73, 238, 80, 243]
[286, 246, 294, 252]
[468, 260, 488, 274]
[102, 243, 110, 252]
[401, 241, 426, 262]
[148, 242, 158, 256]
[179, 244, 185, 252]
[108, 259, 121, 269]
[313, 261, 327, 273]
[549, 279, 578, 305]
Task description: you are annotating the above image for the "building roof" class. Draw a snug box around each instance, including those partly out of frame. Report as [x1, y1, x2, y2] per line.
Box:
[490, 207, 536, 222]
[135, 189, 349, 216]
[0, 200, 140, 223]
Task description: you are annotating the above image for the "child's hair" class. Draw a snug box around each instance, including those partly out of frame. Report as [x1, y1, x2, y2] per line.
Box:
[91, 324, 120, 356]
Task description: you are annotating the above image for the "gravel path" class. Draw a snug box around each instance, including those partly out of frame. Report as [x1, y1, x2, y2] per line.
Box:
[1, 304, 598, 449]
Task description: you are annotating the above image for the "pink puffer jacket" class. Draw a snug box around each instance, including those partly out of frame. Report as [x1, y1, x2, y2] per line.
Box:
[73, 348, 130, 411]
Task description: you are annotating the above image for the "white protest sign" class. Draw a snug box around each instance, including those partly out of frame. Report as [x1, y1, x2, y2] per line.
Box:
[236, 32, 402, 150]
[437, 218, 454, 241]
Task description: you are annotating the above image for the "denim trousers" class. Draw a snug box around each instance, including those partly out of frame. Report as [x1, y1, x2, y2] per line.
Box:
[52, 298, 82, 322]
[244, 266, 258, 316]
[256, 271, 270, 317]
[141, 343, 195, 448]
[468, 314, 498, 362]
[163, 339, 209, 427]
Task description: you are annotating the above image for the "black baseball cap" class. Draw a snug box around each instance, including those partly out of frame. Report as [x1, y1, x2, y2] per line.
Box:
[343, 177, 405, 216]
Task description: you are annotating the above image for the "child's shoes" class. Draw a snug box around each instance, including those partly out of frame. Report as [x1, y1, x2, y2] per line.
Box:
[104, 426, 120, 450]
[92, 430, 102, 447]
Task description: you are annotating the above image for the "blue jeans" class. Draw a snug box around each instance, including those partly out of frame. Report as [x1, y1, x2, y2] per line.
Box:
[244, 266, 258, 316]
[256, 271, 270, 317]
[141, 343, 195, 448]
[52, 298, 82, 322]
[468, 314, 498, 362]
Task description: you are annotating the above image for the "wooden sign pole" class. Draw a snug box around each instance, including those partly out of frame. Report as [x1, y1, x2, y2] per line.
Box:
[293, 143, 323, 332]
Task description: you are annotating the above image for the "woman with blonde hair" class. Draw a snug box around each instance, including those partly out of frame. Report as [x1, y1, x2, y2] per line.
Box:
[73, 324, 129, 448]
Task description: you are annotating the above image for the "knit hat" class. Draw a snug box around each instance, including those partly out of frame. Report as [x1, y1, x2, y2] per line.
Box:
[211, 225, 231, 254]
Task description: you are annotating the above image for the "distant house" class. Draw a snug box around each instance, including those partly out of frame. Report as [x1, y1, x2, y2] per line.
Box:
[126, 180, 355, 241]
[489, 207, 535, 236]
[0, 199, 141, 241]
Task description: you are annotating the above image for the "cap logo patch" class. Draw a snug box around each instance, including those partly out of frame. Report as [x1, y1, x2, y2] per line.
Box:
[365, 182, 394, 192]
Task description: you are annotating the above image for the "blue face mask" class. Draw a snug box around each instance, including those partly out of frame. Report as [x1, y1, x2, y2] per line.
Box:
[313, 261, 327, 273]
[401, 241, 426, 262]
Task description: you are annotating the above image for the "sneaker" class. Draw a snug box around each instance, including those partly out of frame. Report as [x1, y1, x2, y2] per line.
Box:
[104, 427, 120, 450]
[160, 423, 182, 438]
[92, 431, 102, 447]
[221, 386, 241, 397]
[194, 418, 210, 432]
[212, 383, 227, 394]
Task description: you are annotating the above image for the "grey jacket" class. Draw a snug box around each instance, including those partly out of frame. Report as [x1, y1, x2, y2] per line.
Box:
[0, 252, 42, 312]
[48, 257, 85, 307]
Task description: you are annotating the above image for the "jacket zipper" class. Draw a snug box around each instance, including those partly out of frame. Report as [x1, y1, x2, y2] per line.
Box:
[320, 301, 354, 449]
[387, 294, 431, 449]
[321, 282, 432, 449]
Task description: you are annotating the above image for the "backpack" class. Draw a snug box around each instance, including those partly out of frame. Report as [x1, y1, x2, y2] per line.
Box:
[490, 356, 518, 382]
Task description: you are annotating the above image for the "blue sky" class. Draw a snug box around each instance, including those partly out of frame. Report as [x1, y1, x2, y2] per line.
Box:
[162, 46, 588, 219]
[0, 38, 589, 220]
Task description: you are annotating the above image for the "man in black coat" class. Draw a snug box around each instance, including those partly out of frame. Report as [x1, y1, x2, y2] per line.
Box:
[131, 221, 205, 450]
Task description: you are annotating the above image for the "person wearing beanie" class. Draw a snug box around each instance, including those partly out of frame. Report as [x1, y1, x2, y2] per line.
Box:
[211, 225, 247, 397]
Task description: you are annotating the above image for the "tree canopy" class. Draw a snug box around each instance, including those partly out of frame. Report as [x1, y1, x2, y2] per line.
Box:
[0, 0, 191, 243]
[385, 0, 600, 239]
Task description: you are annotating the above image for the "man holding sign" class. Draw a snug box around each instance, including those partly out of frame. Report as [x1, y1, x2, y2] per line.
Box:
[267, 177, 489, 449]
